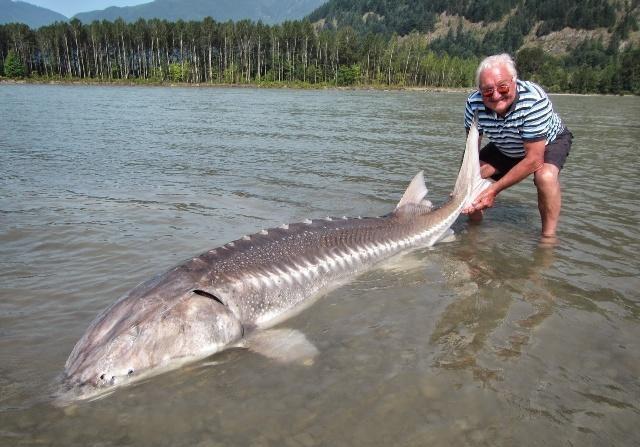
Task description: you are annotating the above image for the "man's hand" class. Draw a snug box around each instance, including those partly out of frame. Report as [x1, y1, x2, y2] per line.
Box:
[462, 185, 497, 214]
[462, 139, 545, 215]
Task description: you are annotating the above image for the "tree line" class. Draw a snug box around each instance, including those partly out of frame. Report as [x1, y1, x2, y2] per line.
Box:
[0, 18, 477, 88]
[0, 16, 638, 94]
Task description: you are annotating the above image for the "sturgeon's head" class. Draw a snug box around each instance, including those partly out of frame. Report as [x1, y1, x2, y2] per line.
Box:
[58, 271, 242, 403]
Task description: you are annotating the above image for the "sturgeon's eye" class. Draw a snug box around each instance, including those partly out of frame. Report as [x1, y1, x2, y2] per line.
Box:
[99, 374, 106, 381]
[128, 369, 134, 375]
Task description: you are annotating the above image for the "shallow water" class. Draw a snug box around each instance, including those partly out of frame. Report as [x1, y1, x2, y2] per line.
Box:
[1, 85, 639, 446]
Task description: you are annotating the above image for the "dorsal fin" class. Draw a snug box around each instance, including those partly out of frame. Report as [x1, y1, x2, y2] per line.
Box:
[395, 171, 428, 210]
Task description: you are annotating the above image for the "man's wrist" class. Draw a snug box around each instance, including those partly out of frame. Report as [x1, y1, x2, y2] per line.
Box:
[488, 183, 501, 196]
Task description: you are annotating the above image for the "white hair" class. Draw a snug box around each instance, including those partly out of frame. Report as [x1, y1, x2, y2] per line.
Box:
[475, 53, 518, 87]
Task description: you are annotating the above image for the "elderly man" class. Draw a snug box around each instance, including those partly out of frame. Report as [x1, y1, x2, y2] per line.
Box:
[463, 53, 573, 238]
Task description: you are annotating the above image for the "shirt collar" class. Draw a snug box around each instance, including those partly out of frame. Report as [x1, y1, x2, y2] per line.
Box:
[507, 79, 522, 114]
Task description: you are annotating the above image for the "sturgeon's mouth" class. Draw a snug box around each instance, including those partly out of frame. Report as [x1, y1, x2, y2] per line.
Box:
[54, 376, 117, 406]
[59, 366, 137, 397]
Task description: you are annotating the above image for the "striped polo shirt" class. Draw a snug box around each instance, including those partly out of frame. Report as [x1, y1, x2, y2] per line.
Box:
[464, 80, 564, 158]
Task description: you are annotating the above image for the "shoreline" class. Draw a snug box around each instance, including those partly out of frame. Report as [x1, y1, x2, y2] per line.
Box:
[1, 78, 634, 96]
[0, 77, 472, 93]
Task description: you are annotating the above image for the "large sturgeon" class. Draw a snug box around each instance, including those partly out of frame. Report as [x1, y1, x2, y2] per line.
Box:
[60, 119, 488, 402]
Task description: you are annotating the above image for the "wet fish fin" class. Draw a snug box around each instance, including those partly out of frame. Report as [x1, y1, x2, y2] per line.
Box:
[453, 114, 493, 207]
[378, 251, 426, 272]
[246, 329, 318, 365]
[469, 178, 493, 208]
[415, 228, 455, 249]
[467, 114, 492, 205]
[395, 171, 429, 211]
[420, 199, 433, 210]
[437, 228, 456, 243]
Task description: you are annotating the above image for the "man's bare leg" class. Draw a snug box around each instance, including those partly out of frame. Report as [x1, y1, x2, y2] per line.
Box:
[534, 163, 561, 237]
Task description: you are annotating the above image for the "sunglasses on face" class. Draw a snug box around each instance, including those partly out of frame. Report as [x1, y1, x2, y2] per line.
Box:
[481, 83, 510, 97]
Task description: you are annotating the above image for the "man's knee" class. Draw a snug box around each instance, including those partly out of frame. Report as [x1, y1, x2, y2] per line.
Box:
[534, 164, 559, 188]
[479, 161, 497, 180]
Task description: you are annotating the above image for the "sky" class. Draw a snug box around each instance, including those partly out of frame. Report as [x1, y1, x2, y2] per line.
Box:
[21, 0, 152, 18]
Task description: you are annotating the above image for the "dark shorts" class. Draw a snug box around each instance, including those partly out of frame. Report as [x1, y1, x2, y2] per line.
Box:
[480, 128, 573, 181]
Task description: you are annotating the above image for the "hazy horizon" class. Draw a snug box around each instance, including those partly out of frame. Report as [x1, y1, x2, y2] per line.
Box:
[19, 0, 151, 18]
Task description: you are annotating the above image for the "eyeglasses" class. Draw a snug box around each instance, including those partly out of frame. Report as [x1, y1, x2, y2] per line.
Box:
[481, 83, 510, 97]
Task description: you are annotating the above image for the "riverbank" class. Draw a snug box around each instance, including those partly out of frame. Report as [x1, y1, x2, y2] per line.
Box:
[3, 77, 635, 96]
[0, 77, 472, 93]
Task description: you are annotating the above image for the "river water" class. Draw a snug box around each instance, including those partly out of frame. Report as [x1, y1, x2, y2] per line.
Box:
[1, 84, 638, 446]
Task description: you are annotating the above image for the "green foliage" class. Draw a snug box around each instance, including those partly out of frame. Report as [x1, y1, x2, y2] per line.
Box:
[619, 47, 640, 94]
[3, 50, 25, 77]
[612, 4, 639, 40]
[515, 47, 549, 80]
[515, 41, 640, 95]
[223, 63, 237, 83]
[169, 62, 190, 82]
[308, 0, 440, 35]
[337, 64, 360, 85]
[463, 0, 519, 22]
[149, 67, 165, 82]
[531, 0, 616, 36]
[430, 24, 479, 59]
[308, 0, 524, 34]
[311, 0, 610, 37]
[566, 39, 610, 68]
[0, 0, 637, 95]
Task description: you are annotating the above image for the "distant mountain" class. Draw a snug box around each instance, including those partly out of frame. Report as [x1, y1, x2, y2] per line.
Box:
[0, 0, 67, 27]
[74, 0, 326, 24]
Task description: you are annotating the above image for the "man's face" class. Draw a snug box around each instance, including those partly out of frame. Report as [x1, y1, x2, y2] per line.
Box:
[478, 66, 516, 116]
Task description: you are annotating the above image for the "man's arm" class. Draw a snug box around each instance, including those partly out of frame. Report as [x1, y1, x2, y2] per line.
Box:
[463, 139, 545, 213]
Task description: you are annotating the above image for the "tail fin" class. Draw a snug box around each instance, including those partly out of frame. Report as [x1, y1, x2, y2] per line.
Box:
[452, 115, 491, 207]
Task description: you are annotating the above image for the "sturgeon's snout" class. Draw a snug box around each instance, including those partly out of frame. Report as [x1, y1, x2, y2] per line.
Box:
[97, 368, 135, 386]
[60, 285, 244, 401]
[98, 373, 117, 386]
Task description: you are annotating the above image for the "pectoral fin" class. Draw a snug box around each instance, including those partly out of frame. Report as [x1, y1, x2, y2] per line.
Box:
[246, 329, 319, 365]
[437, 228, 456, 243]
[378, 251, 425, 272]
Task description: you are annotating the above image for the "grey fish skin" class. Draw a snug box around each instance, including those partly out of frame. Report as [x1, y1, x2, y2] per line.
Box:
[61, 119, 487, 401]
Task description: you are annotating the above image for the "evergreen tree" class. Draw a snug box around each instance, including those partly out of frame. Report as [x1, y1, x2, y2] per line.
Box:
[3, 50, 25, 77]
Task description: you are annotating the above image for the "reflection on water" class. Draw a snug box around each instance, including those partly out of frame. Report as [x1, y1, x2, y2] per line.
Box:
[0, 85, 639, 446]
[432, 227, 558, 386]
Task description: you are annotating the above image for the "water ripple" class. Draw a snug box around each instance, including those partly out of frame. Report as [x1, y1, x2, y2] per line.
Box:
[0, 85, 638, 445]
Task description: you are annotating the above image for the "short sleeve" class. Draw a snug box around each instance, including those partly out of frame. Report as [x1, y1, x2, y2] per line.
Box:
[521, 97, 552, 141]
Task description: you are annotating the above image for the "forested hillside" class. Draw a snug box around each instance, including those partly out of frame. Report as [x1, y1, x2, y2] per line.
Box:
[1, 0, 638, 94]
[309, 0, 626, 39]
